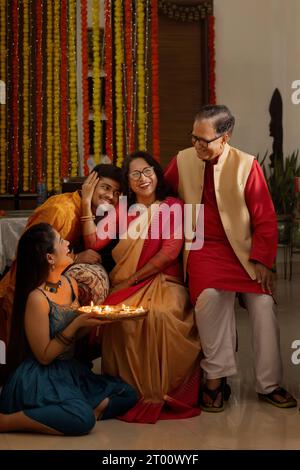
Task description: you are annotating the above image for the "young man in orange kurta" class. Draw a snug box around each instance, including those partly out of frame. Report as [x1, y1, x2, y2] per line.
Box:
[0, 164, 121, 347]
[165, 104, 296, 411]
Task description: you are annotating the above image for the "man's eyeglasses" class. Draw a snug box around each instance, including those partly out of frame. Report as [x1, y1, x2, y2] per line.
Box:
[191, 133, 224, 148]
[129, 166, 155, 181]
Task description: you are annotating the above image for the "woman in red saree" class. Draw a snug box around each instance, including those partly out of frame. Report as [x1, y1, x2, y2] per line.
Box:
[81, 152, 201, 423]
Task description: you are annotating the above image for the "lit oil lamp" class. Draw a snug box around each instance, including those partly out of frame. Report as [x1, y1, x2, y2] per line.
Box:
[77, 302, 148, 319]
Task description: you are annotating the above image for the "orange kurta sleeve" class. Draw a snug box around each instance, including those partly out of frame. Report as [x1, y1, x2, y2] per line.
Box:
[26, 191, 82, 245]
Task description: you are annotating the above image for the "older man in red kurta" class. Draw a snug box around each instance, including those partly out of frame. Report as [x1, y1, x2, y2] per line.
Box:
[165, 104, 296, 411]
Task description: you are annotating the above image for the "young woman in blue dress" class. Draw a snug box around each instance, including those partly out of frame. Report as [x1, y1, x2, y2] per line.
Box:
[0, 223, 137, 435]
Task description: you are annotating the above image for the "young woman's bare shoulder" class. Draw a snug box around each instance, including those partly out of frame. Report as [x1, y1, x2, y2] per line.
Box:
[26, 289, 49, 312]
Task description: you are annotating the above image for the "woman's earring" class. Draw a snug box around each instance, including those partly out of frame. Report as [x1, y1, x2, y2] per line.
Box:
[51, 262, 55, 271]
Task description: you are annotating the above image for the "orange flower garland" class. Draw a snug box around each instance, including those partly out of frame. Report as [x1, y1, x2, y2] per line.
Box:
[35, 0, 43, 184]
[0, 0, 6, 193]
[124, 0, 134, 154]
[22, 0, 30, 192]
[151, 0, 160, 161]
[114, 0, 124, 167]
[53, 0, 61, 193]
[136, 1, 145, 150]
[1, 1, 164, 195]
[92, 0, 101, 165]
[11, 0, 19, 194]
[104, 0, 113, 161]
[46, 0, 54, 191]
[68, 0, 78, 177]
[81, 0, 90, 175]
[60, 0, 69, 179]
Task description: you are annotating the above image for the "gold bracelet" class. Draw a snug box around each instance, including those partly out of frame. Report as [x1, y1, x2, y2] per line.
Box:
[80, 215, 95, 221]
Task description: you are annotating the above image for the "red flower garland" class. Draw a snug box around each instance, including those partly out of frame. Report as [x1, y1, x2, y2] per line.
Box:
[124, 0, 134, 153]
[208, 15, 216, 104]
[35, 0, 43, 183]
[12, 0, 19, 193]
[151, 0, 160, 161]
[81, 0, 89, 175]
[29, 2, 35, 193]
[60, 0, 69, 178]
[105, 0, 113, 161]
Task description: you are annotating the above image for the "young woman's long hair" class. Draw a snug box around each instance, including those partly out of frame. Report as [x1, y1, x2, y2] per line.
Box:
[2, 223, 56, 384]
[122, 151, 172, 206]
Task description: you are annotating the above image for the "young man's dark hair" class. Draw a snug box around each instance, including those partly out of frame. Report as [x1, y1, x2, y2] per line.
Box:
[92, 164, 122, 186]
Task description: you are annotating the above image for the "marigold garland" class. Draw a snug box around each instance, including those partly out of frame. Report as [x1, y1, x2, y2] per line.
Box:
[81, 0, 90, 175]
[29, 0, 35, 193]
[92, 0, 101, 165]
[22, 0, 30, 192]
[114, 0, 124, 167]
[136, 1, 145, 150]
[143, 0, 151, 150]
[46, 0, 54, 191]
[131, 5, 138, 155]
[124, 0, 134, 154]
[35, 0, 43, 184]
[68, 0, 78, 176]
[53, 0, 61, 193]
[104, 0, 113, 161]
[11, 0, 19, 194]
[60, 0, 69, 179]
[208, 15, 216, 104]
[151, 0, 160, 161]
[1, 0, 167, 194]
[6, 0, 13, 193]
[0, 0, 6, 193]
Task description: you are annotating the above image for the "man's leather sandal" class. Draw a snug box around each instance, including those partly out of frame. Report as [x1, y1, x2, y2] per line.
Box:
[258, 387, 297, 408]
[199, 377, 231, 412]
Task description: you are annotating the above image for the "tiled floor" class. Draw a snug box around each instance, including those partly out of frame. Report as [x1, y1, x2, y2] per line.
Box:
[1, 274, 300, 450]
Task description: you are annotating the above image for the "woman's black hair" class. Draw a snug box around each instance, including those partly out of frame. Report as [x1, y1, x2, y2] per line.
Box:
[122, 151, 171, 205]
[1, 223, 56, 384]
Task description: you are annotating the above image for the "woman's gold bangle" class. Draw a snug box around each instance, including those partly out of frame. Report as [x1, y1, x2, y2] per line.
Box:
[80, 215, 95, 222]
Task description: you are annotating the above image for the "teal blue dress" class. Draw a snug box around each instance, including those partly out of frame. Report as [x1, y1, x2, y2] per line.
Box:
[0, 276, 138, 435]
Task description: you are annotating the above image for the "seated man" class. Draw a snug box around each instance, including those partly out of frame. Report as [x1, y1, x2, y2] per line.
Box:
[0, 164, 122, 347]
